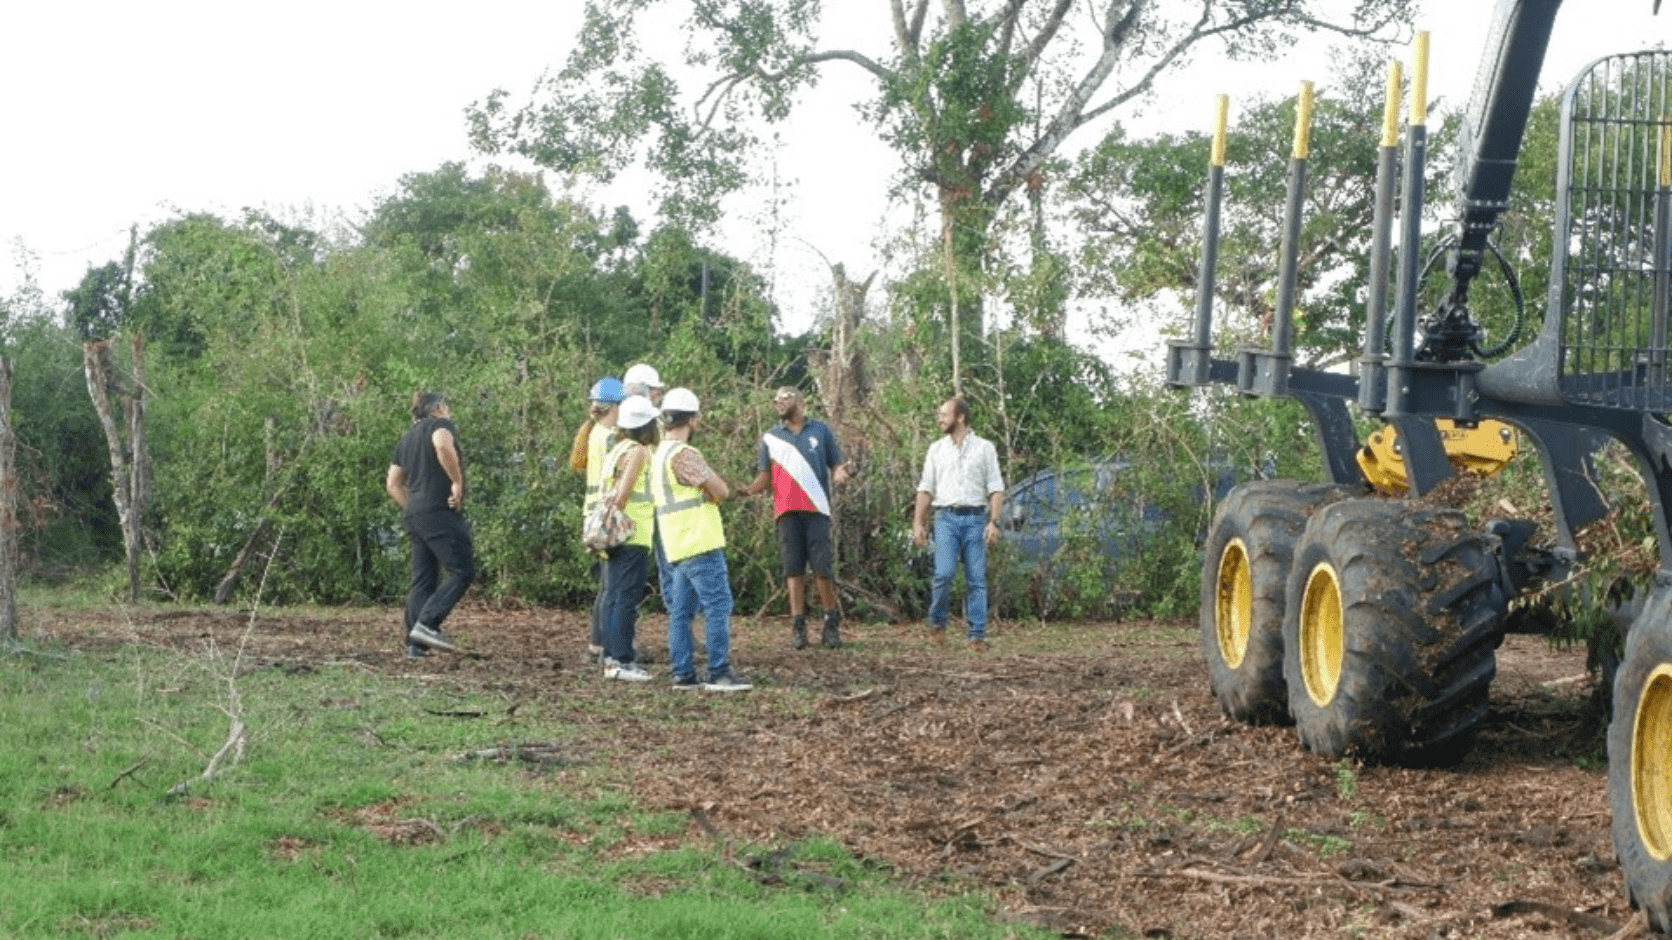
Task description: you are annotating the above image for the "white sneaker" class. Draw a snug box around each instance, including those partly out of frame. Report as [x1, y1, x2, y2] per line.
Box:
[407, 623, 457, 652]
[604, 660, 652, 683]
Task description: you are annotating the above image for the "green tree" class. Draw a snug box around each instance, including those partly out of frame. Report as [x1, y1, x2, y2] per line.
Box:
[1065, 54, 1454, 370]
[467, 0, 1411, 387]
[63, 261, 130, 341]
[0, 277, 119, 571]
[114, 169, 798, 608]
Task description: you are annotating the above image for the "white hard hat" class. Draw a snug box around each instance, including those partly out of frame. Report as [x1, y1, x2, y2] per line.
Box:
[661, 387, 700, 414]
[623, 363, 664, 389]
[617, 395, 659, 430]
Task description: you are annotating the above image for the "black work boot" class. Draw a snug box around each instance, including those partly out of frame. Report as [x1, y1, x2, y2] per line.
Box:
[821, 610, 842, 649]
[791, 615, 808, 650]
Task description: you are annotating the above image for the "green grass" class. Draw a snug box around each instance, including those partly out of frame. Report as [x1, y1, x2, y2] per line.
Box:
[0, 635, 1051, 940]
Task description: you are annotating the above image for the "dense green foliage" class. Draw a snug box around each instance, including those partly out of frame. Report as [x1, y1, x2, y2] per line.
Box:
[1065, 54, 1459, 370]
[7, 62, 1596, 627]
[2, 155, 1314, 620]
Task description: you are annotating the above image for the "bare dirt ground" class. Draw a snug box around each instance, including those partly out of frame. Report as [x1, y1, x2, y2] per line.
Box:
[28, 604, 1634, 939]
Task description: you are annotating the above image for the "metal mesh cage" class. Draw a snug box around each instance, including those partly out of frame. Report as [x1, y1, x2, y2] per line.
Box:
[1557, 52, 1672, 410]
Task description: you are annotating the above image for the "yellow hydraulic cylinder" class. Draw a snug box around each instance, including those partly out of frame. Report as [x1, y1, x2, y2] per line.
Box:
[1356, 419, 1519, 495]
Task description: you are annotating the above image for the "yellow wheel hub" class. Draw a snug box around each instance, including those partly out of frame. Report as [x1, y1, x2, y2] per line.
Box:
[1633, 664, 1672, 861]
[1214, 538, 1252, 669]
[1299, 562, 1344, 706]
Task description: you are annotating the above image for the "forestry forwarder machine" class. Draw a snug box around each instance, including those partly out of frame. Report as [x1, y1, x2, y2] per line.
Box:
[1165, 0, 1672, 925]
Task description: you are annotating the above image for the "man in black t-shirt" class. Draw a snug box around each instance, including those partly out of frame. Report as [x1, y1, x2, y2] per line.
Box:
[384, 392, 475, 657]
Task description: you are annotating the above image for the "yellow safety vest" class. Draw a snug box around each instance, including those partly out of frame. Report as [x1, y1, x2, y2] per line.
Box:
[603, 439, 655, 549]
[583, 422, 617, 519]
[651, 440, 725, 563]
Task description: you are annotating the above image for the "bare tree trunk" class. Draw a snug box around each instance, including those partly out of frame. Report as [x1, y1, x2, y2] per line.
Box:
[83, 339, 143, 602]
[824, 263, 874, 427]
[213, 516, 274, 605]
[213, 416, 289, 605]
[0, 357, 18, 642]
[127, 332, 149, 567]
[942, 221, 963, 397]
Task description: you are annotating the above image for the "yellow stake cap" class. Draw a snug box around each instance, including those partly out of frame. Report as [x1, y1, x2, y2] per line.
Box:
[1211, 95, 1229, 168]
[1381, 60, 1403, 148]
[1411, 31, 1430, 127]
[1293, 81, 1315, 160]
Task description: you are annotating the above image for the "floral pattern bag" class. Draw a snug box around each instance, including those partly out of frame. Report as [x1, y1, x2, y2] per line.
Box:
[581, 444, 638, 552]
[582, 501, 635, 552]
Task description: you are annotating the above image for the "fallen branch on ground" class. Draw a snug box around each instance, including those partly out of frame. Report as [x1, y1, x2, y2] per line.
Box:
[109, 758, 148, 789]
[1161, 866, 1441, 896]
[821, 687, 889, 707]
[1490, 899, 1620, 935]
[1027, 857, 1074, 885]
[452, 743, 576, 767]
[1604, 910, 1647, 940]
[167, 712, 246, 798]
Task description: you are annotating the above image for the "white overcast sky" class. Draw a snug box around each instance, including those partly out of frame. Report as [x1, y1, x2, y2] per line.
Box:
[2, 1, 1666, 336]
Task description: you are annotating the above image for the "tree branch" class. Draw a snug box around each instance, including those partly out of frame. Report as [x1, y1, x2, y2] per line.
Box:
[992, 0, 1022, 61]
[1016, 0, 1075, 75]
[891, 0, 913, 56]
[987, 0, 1399, 209]
[907, 0, 929, 48]
[695, 46, 895, 135]
[944, 0, 968, 31]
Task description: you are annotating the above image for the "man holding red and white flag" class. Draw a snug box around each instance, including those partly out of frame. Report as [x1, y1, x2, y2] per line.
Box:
[740, 386, 851, 649]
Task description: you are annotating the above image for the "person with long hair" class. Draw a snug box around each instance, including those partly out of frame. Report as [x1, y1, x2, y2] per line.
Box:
[597, 395, 660, 682]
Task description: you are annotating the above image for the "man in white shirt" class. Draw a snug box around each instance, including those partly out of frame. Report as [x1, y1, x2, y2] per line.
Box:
[911, 397, 1004, 651]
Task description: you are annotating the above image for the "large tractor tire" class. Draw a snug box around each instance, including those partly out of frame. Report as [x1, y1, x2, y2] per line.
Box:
[1201, 481, 1357, 725]
[1282, 498, 1508, 765]
[1609, 584, 1672, 931]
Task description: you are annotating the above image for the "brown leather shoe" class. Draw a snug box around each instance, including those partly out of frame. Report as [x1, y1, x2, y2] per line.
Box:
[966, 638, 989, 653]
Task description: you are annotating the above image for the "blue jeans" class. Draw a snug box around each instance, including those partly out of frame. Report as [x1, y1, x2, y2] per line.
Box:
[589, 559, 605, 649]
[930, 510, 988, 639]
[600, 544, 650, 664]
[655, 532, 671, 609]
[665, 548, 735, 681]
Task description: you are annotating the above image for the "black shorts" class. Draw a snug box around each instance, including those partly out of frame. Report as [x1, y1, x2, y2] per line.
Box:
[776, 511, 834, 579]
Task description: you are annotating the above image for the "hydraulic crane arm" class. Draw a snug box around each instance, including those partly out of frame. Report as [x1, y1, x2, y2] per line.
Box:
[1429, 0, 1658, 363]
[1448, 0, 1563, 289]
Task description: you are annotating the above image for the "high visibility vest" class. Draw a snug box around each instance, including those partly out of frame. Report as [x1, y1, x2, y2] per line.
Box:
[583, 422, 617, 520]
[603, 439, 655, 549]
[651, 440, 725, 563]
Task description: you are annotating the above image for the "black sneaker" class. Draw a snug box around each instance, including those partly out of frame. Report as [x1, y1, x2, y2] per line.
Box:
[671, 673, 701, 690]
[791, 616, 808, 650]
[821, 611, 842, 649]
[407, 623, 457, 652]
[702, 673, 753, 692]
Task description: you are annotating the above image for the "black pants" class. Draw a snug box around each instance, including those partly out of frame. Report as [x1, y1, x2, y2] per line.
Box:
[403, 508, 475, 644]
